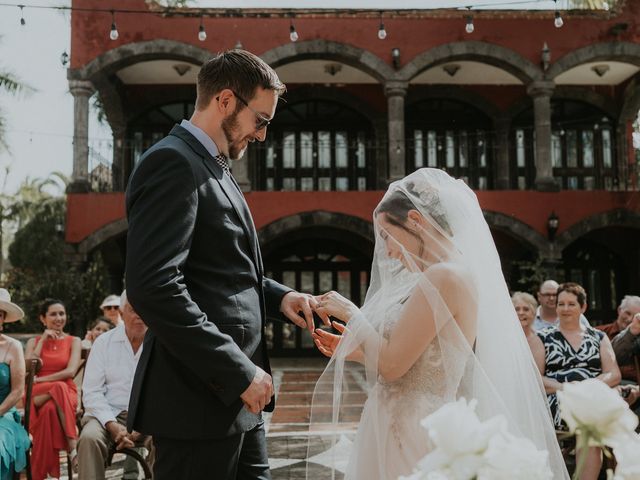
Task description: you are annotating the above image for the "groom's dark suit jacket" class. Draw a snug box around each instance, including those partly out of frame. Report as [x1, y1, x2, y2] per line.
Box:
[125, 125, 291, 440]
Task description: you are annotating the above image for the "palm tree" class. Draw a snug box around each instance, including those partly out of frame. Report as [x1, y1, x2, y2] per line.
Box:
[0, 69, 28, 151]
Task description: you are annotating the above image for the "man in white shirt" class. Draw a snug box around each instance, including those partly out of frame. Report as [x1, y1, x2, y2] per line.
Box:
[534, 279, 590, 331]
[78, 290, 149, 479]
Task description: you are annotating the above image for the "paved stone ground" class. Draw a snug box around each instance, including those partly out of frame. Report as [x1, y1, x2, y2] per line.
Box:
[43, 357, 364, 480]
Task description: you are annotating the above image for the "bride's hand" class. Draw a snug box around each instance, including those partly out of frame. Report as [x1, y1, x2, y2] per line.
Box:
[312, 322, 364, 363]
[314, 291, 359, 323]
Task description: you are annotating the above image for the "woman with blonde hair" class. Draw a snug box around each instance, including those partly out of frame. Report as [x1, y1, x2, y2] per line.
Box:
[512, 291, 545, 374]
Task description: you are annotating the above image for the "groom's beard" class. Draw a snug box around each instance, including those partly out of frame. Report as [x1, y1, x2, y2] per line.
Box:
[222, 112, 249, 161]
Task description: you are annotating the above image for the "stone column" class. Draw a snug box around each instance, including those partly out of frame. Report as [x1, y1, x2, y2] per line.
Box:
[494, 116, 511, 190]
[111, 123, 126, 192]
[67, 79, 95, 193]
[385, 81, 408, 184]
[527, 80, 559, 192]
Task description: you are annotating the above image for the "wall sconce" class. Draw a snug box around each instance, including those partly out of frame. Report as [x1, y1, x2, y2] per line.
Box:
[173, 64, 192, 77]
[60, 50, 69, 67]
[541, 42, 551, 71]
[442, 64, 461, 77]
[547, 211, 559, 241]
[391, 48, 401, 69]
[591, 64, 610, 77]
[324, 63, 343, 76]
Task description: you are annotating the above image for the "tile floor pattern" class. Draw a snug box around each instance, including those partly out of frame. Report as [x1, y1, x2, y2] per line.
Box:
[46, 357, 365, 480]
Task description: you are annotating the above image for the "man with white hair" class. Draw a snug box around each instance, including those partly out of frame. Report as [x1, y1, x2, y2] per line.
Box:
[533, 279, 589, 331]
[78, 290, 151, 479]
[609, 295, 640, 383]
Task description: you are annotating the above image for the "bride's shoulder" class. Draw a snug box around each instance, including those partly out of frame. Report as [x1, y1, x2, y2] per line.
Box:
[424, 261, 473, 285]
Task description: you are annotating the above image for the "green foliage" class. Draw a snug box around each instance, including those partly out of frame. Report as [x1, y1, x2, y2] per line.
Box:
[512, 257, 558, 295]
[3, 198, 110, 336]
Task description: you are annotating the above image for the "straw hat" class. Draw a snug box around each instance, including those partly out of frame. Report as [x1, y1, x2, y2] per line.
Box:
[0, 289, 25, 323]
[100, 294, 121, 309]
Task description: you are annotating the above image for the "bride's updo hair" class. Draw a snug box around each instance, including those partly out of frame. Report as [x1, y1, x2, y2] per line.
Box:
[376, 181, 453, 237]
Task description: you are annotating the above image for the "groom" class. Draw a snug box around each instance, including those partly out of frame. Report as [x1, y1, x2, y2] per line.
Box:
[125, 50, 318, 479]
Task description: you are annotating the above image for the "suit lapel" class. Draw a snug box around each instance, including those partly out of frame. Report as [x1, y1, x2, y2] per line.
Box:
[169, 125, 263, 276]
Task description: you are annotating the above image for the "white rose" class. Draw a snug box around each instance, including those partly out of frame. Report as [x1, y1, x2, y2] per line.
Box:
[613, 433, 640, 480]
[557, 379, 638, 445]
[478, 432, 552, 480]
[422, 398, 506, 458]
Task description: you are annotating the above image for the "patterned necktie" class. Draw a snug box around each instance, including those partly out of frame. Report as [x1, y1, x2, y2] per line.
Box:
[214, 154, 230, 175]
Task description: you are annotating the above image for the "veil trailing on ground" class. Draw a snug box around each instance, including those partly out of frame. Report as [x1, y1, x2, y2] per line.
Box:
[307, 168, 568, 479]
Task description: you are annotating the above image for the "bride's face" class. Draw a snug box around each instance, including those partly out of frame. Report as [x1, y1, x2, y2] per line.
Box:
[377, 211, 435, 270]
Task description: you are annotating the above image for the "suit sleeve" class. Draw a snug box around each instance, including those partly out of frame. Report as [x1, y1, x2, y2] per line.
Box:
[126, 147, 256, 406]
[262, 277, 293, 321]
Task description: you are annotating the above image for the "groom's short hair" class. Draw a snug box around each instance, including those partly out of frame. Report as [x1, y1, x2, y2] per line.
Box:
[195, 50, 286, 110]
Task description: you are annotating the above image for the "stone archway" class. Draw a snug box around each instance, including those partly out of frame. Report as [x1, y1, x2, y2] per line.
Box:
[398, 41, 542, 84]
[406, 85, 503, 122]
[68, 39, 211, 81]
[547, 42, 640, 80]
[260, 39, 395, 84]
[555, 209, 640, 253]
[483, 210, 550, 255]
[259, 210, 374, 256]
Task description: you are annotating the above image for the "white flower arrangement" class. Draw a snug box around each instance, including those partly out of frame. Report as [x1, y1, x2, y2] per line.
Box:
[557, 379, 640, 480]
[400, 398, 553, 480]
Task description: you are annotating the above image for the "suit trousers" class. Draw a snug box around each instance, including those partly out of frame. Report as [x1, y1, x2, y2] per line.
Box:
[152, 419, 271, 480]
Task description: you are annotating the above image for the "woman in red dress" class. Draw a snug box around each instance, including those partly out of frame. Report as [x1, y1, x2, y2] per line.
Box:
[25, 299, 81, 480]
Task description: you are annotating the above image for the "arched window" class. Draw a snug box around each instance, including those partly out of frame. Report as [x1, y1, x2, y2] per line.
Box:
[512, 100, 616, 190]
[254, 100, 376, 191]
[127, 101, 195, 168]
[406, 99, 494, 190]
[263, 231, 372, 356]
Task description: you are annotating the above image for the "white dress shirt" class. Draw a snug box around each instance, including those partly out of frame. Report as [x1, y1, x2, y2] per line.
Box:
[82, 323, 143, 427]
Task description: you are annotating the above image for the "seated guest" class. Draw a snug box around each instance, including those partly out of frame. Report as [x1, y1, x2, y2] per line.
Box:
[600, 295, 640, 383]
[100, 295, 123, 327]
[25, 299, 81, 480]
[534, 283, 620, 480]
[81, 316, 114, 349]
[0, 289, 30, 480]
[511, 291, 544, 374]
[78, 290, 151, 480]
[612, 311, 640, 384]
[534, 279, 589, 332]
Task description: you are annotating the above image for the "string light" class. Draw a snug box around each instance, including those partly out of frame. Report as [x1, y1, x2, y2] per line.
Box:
[289, 20, 298, 42]
[198, 15, 206, 41]
[554, 1, 564, 28]
[18, 4, 24, 25]
[465, 9, 475, 34]
[109, 10, 119, 40]
[377, 13, 387, 40]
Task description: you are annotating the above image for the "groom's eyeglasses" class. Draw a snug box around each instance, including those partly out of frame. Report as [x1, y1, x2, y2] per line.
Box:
[232, 91, 272, 131]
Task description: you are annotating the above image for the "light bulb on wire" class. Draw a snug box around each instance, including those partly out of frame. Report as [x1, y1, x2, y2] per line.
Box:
[465, 15, 474, 33]
[198, 16, 207, 41]
[19, 5, 25, 26]
[378, 13, 387, 40]
[554, 10, 564, 28]
[109, 11, 119, 40]
[554, 0, 563, 28]
[289, 21, 299, 42]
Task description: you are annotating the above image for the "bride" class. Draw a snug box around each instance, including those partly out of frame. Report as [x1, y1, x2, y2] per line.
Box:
[309, 168, 568, 479]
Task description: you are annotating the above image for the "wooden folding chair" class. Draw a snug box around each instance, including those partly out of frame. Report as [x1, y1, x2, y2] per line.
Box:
[17, 357, 43, 480]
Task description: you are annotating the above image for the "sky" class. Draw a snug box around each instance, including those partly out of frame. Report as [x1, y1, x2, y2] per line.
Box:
[0, 0, 609, 195]
[0, 0, 111, 196]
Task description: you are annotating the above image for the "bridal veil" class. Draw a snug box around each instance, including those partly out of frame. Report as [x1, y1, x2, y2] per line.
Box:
[307, 168, 568, 479]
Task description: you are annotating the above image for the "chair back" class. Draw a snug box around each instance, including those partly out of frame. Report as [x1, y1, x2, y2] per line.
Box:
[23, 358, 42, 432]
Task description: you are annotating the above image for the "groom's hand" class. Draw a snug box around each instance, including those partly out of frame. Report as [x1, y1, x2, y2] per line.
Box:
[281, 291, 327, 332]
[240, 366, 273, 414]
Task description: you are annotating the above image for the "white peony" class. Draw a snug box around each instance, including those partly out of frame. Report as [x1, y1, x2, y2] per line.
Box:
[478, 432, 552, 480]
[613, 433, 640, 480]
[557, 379, 638, 446]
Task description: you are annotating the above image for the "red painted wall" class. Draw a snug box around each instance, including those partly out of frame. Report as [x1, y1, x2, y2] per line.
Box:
[66, 190, 640, 245]
[70, 0, 640, 72]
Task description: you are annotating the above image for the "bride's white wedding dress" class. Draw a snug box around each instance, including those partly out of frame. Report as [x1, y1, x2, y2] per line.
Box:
[308, 168, 569, 480]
